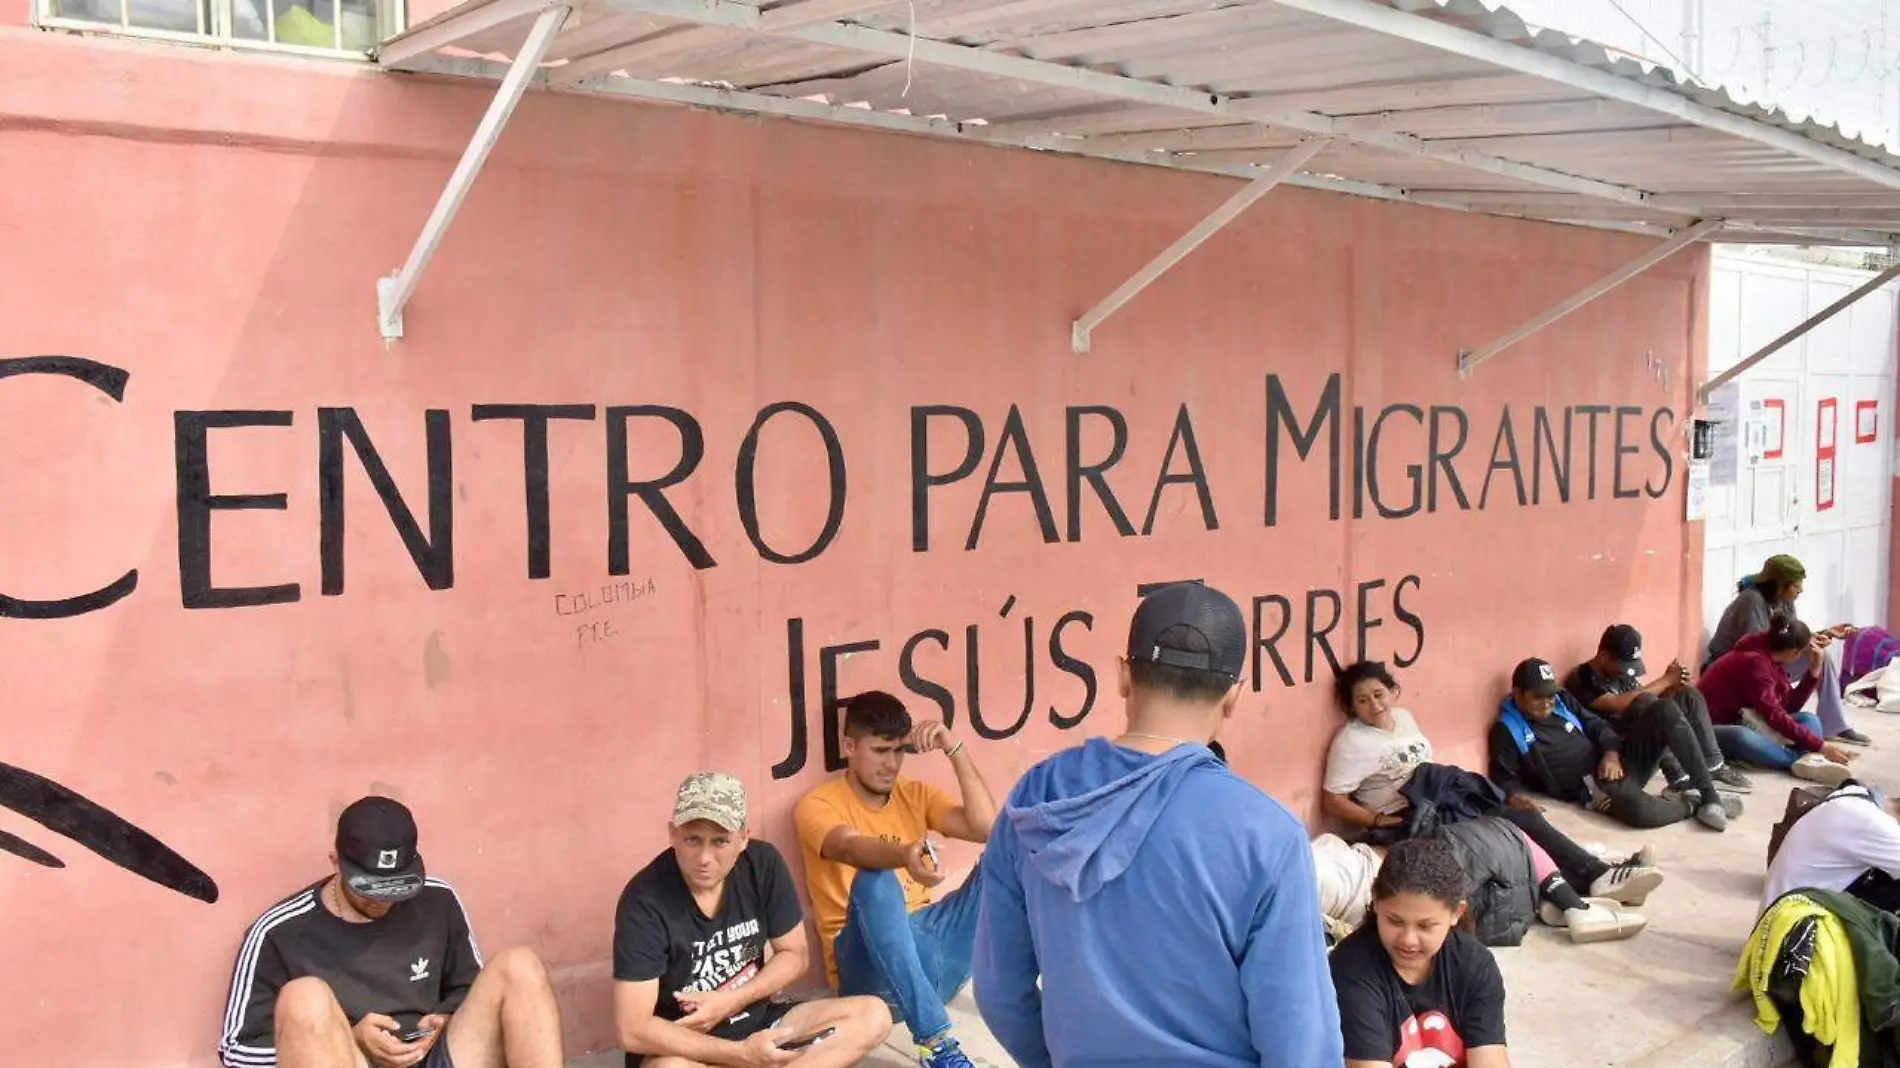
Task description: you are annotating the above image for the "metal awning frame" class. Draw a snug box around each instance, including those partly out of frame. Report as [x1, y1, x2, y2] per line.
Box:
[1697, 260, 1900, 403]
[372, 0, 1900, 343]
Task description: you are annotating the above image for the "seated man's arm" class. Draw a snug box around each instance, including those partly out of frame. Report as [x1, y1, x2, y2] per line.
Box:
[795, 794, 914, 871]
[616, 979, 778, 1067]
[1487, 721, 1532, 798]
[972, 817, 1050, 1068]
[220, 927, 290, 1068]
[435, 885, 484, 1014]
[934, 730, 998, 843]
[702, 846, 815, 1021]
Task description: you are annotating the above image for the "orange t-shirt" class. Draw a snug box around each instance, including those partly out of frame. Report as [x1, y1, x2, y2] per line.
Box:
[793, 776, 959, 987]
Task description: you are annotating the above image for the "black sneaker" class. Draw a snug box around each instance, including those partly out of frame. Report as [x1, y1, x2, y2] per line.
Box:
[1712, 766, 1754, 792]
[1835, 728, 1873, 747]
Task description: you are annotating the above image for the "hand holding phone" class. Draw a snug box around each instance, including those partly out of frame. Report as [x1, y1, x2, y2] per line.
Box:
[394, 1025, 434, 1043]
[780, 1027, 836, 1052]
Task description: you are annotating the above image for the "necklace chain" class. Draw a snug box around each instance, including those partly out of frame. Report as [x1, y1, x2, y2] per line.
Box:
[1118, 731, 1200, 747]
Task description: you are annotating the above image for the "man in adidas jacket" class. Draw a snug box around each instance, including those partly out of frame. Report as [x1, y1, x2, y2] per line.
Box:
[218, 796, 564, 1068]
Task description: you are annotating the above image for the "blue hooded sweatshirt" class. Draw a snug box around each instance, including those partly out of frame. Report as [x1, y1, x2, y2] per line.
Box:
[972, 739, 1341, 1068]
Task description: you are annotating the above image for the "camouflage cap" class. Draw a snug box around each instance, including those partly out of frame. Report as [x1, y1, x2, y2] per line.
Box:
[672, 772, 747, 832]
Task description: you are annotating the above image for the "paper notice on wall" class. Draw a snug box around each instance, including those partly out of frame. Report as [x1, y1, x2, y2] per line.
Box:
[1817, 455, 1837, 512]
[1707, 382, 1740, 487]
[1686, 461, 1710, 522]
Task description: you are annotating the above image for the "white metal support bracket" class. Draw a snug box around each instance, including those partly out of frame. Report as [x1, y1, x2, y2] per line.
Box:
[1697, 260, 1900, 403]
[1072, 138, 1329, 354]
[378, 4, 570, 341]
[1458, 218, 1721, 378]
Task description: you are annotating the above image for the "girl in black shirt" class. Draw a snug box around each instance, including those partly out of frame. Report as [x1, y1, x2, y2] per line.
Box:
[1330, 837, 1511, 1068]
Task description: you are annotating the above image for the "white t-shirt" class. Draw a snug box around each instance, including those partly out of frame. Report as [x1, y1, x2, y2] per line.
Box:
[1763, 786, 1900, 909]
[1324, 708, 1433, 815]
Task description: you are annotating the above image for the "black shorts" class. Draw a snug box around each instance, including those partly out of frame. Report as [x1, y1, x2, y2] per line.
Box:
[623, 1000, 796, 1068]
[420, 1029, 455, 1068]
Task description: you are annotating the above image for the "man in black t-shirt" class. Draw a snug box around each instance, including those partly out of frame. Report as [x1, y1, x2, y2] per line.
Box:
[614, 773, 891, 1068]
[218, 796, 565, 1068]
[1568, 624, 1753, 795]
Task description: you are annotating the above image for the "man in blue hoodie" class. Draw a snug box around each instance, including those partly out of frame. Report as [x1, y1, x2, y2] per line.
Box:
[971, 582, 1341, 1068]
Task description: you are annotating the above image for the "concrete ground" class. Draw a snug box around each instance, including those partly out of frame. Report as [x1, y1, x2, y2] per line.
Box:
[577, 705, 1900, 1068]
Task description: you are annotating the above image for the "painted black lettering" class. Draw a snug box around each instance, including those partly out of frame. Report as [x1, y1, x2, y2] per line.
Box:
[1265, 374, 1342, 526]
[1479, 406, 1528, 509]
[820, 639, 882, 772]
[318, 408, 454, 596]
[899, 629, 956, 726]
[175, 411, 299, 610]
[607, 406, 714, 573]
[1577, 405, 1611, 500]
[470, 404, 596, 580]
[1065, 406, 1135, 542]
[0, 357, 137, 619]
[1612, 405, 1645, 500]
[770, 618, 809, 780]
[1252, 594, 1295, 690]
[1367, 404, 1424, 519]
[1305, 588, 1345, 683]
[1427, 406, 1471, 512]
[967, 405, 1059, 551]
[1532, 407, 1573, 505]
[1047, 610, 1097, 729]
[1393, 575, 1425, 668]
[737, 402, 848, 565]
[1142, 404, 1219, 535]
[1647, 408, 1677, 499]
[910, 406, 984, 553]
[1355, 578, 1387, 662]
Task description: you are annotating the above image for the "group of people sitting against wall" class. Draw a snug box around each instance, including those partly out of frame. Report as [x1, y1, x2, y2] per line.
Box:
[213, 555, 1896, 1068]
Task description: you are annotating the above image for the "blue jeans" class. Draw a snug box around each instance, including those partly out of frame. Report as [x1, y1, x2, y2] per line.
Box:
[1716, 712, 1823, 770]
[833, 866, 983, 1045]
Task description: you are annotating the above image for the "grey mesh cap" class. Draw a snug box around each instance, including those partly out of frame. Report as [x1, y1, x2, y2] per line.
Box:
[672, 772, 747, 832]
[1127, 582, 1247, 680]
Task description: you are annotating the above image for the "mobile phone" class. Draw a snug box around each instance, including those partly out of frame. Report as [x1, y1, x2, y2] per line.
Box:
[921, 839, 941, 871]
[394, 1026, 434, 1043]
[780, 1027, 836, 1052]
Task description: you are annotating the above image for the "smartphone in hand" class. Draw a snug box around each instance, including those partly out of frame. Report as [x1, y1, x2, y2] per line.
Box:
[780, 1027, 836, 1052]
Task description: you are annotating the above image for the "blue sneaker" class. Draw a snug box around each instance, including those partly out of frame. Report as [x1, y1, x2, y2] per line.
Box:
[918, 1036, 975, 1068]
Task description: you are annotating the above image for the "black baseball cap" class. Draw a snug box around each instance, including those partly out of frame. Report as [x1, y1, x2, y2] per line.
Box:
[1511, 658, 1561, 697]
[1127, 582, 1246, 681]
[1599, 625, 1647, 679]
[336, 796, 426, 902]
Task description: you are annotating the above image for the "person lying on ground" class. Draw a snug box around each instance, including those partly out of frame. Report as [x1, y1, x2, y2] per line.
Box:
[1707, 554, 1868, 745]
[218, 796, 564, 1068]
[1323, 660, 1662, 907]
[613, 772, 891, 1068]
[1566, 625, 1755, 792]
[1763, 781, 1900, 914]
[792, 691, 996, 1068]
[974, 582, 1341, 1068]
[1699, 619, 1859, 787]
[1494, 657, 1739, 832]
[1331, 837, 1512, 1068]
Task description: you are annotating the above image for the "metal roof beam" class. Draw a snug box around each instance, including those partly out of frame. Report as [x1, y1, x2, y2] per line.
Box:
[376, 0, 565, 68]
[1699, 262, 1900, 402]
[1265, 0, 1900, 194]
[1072, 138, 1329, 354]
[557, 0, 887, 82]
[597, 0, 1661, 208]
[377, 5, 569, 340]
[1460, 218, 1722, 378]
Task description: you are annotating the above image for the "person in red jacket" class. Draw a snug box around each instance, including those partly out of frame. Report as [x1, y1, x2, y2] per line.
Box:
[1698, 619, 1858, 786]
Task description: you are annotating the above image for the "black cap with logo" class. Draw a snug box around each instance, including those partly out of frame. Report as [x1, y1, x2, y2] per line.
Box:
[1127, 582, 1247, 681]
[336, 796, 427, 902]
[1598, 624, 1647, 679]
[1510, 658, 1562, 697]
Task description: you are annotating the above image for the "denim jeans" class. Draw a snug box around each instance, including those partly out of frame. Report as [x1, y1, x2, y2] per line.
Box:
[1716, 712, 1823, 770]
[1790, 653, 1852, 737]
[833, 865, 983, 1045]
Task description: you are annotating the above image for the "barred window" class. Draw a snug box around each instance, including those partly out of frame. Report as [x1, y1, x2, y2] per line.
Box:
[40, 0, 402, 56]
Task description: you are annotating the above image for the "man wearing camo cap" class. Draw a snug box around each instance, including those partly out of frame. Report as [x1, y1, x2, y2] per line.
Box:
[613, 772, 890, 1068]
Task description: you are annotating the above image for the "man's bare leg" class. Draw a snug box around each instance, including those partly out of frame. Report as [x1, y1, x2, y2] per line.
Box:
[443, 946, 565, 1068]
[276, 977, 370, 1068]
[772, 996, 893, 1068]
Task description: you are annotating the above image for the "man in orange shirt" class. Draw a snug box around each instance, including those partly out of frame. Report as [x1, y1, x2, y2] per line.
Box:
[793, 691, 997, 1068]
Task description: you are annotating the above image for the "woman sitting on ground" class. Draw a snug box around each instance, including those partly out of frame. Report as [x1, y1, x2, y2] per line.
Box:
[1698, 618, 1859, 786]
[1707, 554, 1867, 746]
[1323, 660, 1661, 907]
[1331, 837, 1512, 1068]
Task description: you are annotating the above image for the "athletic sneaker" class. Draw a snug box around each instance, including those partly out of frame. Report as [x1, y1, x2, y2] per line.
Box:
[919, 1037, 975, 1068]
[1694, 802, 1728, 832]
[1538, 898, 1648, 943]
[1792, 753, 1854, 787]
[1663, 788, 1744, 820]
[1835, 729, 1873, 747]
[1589, 860, 1664, 905]
[1711, 765, 1754, 792]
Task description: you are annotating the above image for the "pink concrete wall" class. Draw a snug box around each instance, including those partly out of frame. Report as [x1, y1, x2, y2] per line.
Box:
[0, 29, 1707, 1066]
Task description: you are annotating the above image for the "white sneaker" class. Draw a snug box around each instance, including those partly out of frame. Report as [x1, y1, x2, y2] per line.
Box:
[1792, 753, 1853, 787]
[1589, 861, 1665, 905]
[1563, 901, 1648, 944]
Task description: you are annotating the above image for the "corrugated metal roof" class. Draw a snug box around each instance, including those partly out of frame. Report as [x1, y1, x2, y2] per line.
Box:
[378, 0, 1900, 246]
